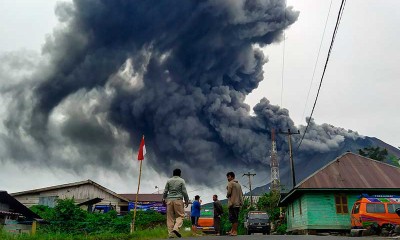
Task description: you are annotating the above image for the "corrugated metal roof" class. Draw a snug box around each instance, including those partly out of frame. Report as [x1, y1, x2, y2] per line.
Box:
[297, 152, 400, 189]
[119, 194, 163, 202]
[11, 180, 129, 202]
[280, 152, 400, 205]
[0, 191, 41, 219]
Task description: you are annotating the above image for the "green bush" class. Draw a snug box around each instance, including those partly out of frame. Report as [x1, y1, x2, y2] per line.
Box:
[29, 205, 55, 220]
[220, 204, 230, 234]
[132, 210, 165, 230]
[276, 223, 287, 235]
[29, 199, 166, 235]
[257, 192, 281, 221]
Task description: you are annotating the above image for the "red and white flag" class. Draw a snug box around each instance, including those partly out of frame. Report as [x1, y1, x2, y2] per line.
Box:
[137, 135, 146, 161]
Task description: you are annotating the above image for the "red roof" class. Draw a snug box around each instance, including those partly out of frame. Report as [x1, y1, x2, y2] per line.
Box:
[281, 152, 400, 205]
[297, 152, 400, 189]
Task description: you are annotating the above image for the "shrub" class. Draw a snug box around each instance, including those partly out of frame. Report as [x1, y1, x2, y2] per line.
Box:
[276, 223, 287, 235]
[30, 199, 166, 235]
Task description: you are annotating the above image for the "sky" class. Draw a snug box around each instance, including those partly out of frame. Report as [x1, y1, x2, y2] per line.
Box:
[0, 0, 399, 204]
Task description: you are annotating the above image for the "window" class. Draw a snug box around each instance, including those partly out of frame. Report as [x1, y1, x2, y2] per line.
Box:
[366, 203, 385, 213]
[387, 204, 400, 213]
[39, 196, 58, 208]
[334, 194, 348, 213]
[352, 203, 360, 214]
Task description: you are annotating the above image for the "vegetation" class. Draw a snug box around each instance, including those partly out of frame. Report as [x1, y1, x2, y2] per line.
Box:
[0, 198, 169, 239]
[276, 223, 287, 234]
[257, 191, 281, 220]
[257, 191, 287, 235]
[3, 195, 286, 239]
[0, 227, 193, 240]
[388, 154, 400, 167]
[29, 199, 167, 235]
[358, 146, 388, 161]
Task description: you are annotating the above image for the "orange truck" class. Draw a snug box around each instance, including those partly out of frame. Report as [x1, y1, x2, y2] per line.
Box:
[196, 208, 215, 233]
[351, 194, 400, 229]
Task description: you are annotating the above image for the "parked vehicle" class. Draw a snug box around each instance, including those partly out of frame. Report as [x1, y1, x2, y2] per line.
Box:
[244, 211, 271, 235]
[351, 194, 400, 229]
[197, 208, 215, 233]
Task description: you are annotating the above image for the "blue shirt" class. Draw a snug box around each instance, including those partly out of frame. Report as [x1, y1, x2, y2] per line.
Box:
[191, 200, 201, 217]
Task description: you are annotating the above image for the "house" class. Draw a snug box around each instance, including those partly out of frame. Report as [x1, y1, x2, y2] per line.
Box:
[11, 180, 129, 213]
[0, 191, 41, 234]
[119, 193, 165, 214]
[280, 152, 400, 234]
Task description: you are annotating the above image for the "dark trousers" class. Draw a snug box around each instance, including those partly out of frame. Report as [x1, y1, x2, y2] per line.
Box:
[214, 216, 221, 234]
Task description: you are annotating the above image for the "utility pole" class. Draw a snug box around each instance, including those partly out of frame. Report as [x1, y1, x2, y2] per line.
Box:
[270, 129, 280, 193]
[243, 172, 256, 208]
[279, 129, 300, 189]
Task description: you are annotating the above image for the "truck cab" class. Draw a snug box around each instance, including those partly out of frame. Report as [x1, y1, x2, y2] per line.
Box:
[244, 211, 271, 235]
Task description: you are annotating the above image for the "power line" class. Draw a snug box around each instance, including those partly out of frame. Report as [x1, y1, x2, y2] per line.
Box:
[301, 0, 333, 122]
[297, 0, 347, 151]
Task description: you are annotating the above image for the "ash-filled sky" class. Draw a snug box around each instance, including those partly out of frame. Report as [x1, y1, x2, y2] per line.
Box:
[1, 0, 399, 203]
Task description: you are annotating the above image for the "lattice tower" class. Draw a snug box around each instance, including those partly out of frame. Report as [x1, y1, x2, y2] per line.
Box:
[270, 129, 280, 192]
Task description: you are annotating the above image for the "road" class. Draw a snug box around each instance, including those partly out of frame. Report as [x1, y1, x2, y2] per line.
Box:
[177, 234, 399, 240]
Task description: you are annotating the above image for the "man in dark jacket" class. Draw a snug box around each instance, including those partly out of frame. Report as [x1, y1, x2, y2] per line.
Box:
[213, 194, 223, 236]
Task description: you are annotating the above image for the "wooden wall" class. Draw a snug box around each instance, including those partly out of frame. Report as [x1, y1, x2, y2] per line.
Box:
[13, 183, 124, 212]
[286, 192, 359, 232]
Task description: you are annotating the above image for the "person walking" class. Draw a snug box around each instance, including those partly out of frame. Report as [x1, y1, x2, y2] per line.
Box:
[190, 195, 201, 235]
[226, 171, 243, 236]
[213, 194, 223, 236]
[162, 168, 189, 238]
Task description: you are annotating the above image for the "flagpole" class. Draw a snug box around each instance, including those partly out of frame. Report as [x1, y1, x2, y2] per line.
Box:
[131, 159, 143, 233]
[131, 135, 145, 233]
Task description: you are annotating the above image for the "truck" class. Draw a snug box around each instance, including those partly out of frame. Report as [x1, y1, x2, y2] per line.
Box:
[350, 194, 400, 236]
[197, 208, 215, 233]
[244, 211, 271, 235]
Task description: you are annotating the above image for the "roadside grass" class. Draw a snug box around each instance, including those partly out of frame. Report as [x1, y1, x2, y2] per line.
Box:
[0, 227, 194, 240]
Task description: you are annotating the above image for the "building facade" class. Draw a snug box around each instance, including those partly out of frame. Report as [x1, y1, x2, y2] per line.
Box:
[280, 152, 400, 233]
[0, 191, 41, 234]
[11, 180, 129, 213]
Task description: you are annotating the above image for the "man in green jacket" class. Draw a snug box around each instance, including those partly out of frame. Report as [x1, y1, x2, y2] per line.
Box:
[226, 171, 243, 236]
[163, 168, 189, 238]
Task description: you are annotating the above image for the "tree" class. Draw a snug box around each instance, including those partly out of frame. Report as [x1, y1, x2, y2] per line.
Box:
[388, 154, 400, 167]
[257, 191, 281, 221]
[358, 146, 388, 161]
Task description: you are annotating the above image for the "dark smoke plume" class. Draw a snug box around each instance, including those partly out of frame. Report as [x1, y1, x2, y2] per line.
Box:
[0, 0, 361, 186]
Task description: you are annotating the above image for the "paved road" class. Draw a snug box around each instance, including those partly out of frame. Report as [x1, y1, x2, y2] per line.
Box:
[176, 234, 399, 240]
